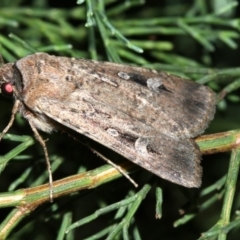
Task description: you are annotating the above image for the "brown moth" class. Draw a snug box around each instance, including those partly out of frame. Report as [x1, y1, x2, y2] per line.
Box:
[0, 52, 216, 190]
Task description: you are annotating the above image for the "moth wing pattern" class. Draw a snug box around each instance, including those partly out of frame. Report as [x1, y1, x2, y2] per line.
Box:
[34, 96, 202, 188]
[16, 53, 216, 139]
[1, 53, 216, 187]
[84, 60, 216, 139]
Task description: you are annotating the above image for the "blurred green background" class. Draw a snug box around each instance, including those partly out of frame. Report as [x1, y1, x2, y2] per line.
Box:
[1, 0, 240, 239]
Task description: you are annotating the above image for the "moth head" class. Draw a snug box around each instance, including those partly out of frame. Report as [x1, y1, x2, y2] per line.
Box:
[0, 63, 19, 98]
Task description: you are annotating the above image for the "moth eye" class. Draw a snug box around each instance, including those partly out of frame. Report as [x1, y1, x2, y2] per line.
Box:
[1, 82, 14, 97]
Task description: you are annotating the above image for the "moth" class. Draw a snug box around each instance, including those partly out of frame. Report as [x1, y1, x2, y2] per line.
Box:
[0, 52, 216, 191]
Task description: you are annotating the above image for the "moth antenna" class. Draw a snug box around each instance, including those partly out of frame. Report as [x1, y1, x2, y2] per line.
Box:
[0, 100, 20, 141]
[0, 55, 4, 66]
[91, 148, 138, 188]
[28, 121, 54, 202]
[0, 45, 4, 66]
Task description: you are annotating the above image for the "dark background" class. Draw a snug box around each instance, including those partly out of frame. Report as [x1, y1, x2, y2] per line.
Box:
[0, 1, 240, 239]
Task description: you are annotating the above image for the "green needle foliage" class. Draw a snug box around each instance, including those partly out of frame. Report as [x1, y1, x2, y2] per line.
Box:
[1, 0, 240, 239]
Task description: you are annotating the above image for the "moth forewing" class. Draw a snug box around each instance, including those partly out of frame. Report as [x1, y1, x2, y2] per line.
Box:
[0, 52, 216, 189]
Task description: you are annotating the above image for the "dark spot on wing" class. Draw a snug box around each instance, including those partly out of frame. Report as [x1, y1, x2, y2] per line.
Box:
[159, 84, 172, 93]
[128, 73, 147, 87]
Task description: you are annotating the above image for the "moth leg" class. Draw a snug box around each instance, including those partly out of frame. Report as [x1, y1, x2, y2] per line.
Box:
[91, 148, 138, 188]
[28, 120, 53, 202]
[0, 100, 20, 140]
